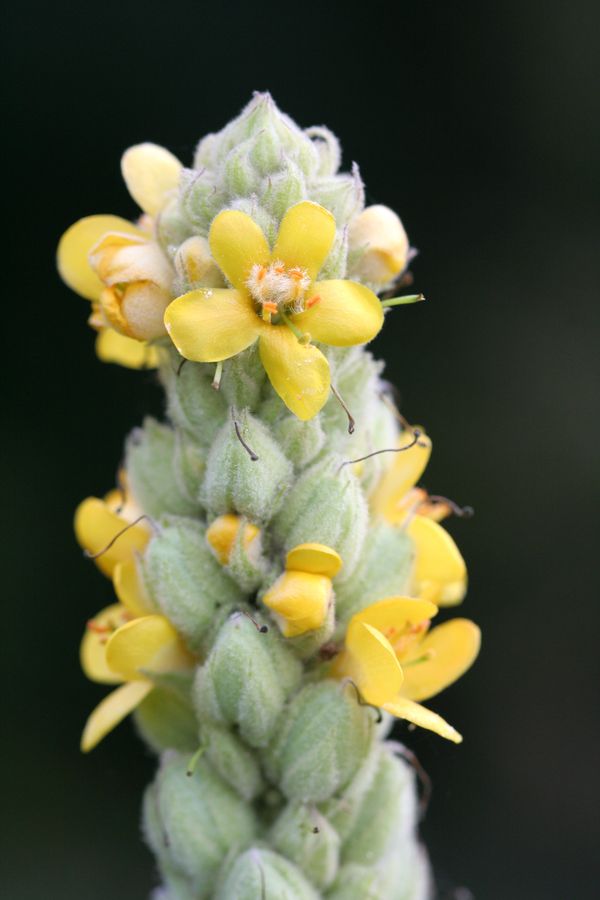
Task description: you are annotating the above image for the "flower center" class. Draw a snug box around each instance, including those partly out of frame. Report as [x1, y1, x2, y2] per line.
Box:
[246, 261, 311, 314]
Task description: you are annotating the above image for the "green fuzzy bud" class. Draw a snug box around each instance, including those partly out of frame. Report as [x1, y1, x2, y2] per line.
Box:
[201, 411, 293, 524]
[305, 126, 342, 178]
[220, 344, 266, 410]
[173, 429, 206, 503]
[311, 167, 364, 229]
[226, 519, 266, 593]
[261, 161, 307, 220]
[214, 848, 320, 900]
[181, 169, 227, 233]
[223, 139, 264, 197]
[126, 418, 201, 519]
[271, 454, 368, 579]
[319, 743, 381, 841]
[142, 518, 243, 653]
[269, 802, 340, 890]
[327, 843, 431, 900]
[156, 196, 194, 257]
[340, 747, 418, 866]
[264, 680, 375, 803]
[134, 682, 198, 755]
[201, 722, 265, 802]
[269, 406, 326, 469]
[193, 612, 302, 748]
[161, 352, 228, 443]
[335, 523, 414, 630]
[145, 753, 256, 899]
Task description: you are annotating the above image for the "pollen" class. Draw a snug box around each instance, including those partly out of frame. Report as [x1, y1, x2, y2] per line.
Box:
[246, 260, 311, 312]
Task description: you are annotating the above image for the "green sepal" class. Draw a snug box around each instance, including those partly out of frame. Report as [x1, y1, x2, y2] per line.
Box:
[214, 847, 320, 900]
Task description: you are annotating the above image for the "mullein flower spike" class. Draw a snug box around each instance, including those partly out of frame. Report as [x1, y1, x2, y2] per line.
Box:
[61, 93, 480, 898]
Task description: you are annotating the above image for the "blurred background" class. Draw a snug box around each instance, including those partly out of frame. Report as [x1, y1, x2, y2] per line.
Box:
[3, 0, 599, 897]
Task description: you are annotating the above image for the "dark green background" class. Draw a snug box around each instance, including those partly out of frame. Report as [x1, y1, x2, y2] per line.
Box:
[4, 1, 599, 897]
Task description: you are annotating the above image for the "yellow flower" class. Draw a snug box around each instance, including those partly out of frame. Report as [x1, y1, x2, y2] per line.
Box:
[56, 143, 182, 367]
[206, 514, 260, 565]
[262, 543, 343, 637]
[74, 482, 151, 613]
[330, 597, 480, 742]
[164, 201, 384, 420]
[80, 598, 192, 752]
[370, 430, 468, 606]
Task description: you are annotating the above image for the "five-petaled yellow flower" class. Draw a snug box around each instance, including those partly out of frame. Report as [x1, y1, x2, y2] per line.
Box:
[371, 429, 468, 606]
[164, 201, 384, 420]
[80, 598, 192, 752]
[331, 596, 480, 742]
[262, 542, 343, 636]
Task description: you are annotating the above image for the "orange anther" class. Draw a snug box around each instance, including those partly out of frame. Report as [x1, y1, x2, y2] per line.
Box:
[263, 301, 278, 313]
[256, 266, 267, 280]
[86, 620, 110, 634]
[306, 295, 320, 308]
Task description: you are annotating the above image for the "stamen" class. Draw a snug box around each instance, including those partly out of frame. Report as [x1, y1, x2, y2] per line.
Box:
[337, 429, 424, 473]
[240, 610, 269, 633]
[279, 308, 309, 343]
[232, 413, 259, 461]
[84, 514, 155, 561]
[212, 361, 223, 391]
[330, 384, 355, 434]
[426, 495, 474, 519]
[306, 295, 320, 309]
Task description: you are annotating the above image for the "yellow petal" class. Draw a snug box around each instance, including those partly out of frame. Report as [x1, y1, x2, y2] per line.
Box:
[293, 280, 383, 347]
[272, 201, 336, 282]
[262, 571, 332, 637]
[407, 516, 467, 606]
[348, 205, 409, 285]
[209, 210, 270, 290]
[351, 596, 438, 634]
[80, 603, 132, 684]
[285, 543, 342, 578]
[81, 680, 153, 752]
[336, 621, 404, 707]
[164, 288, 259, 362]
[206, 514, 260, 565]
[258, 325, 330, 420]
[105, 615, 190, 682]
[121, 283, 171, 341]
[57, 215, 143, 301]
[121, 143, 182, 217]
[95, 329, 160, 369]
[74, 497, 149, 577]
[370, 433, 432, 523]
[382, 696, 462, 743]
[401, 619, 481, 702]
[113, 558, 152, 617]
[89, 235, 173, 291]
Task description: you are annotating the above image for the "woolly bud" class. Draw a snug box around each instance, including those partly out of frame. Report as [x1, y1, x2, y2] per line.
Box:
[348, 204, 410, 286]
[201, 411, 293, 523]
[193, 612, 302, 748]
[264, 681, 375, 803]
[327, 843, 431, 900]
[143, 753, 256, 899]
[269, 802, 340, 890]
[213, 848, 320, 900]
[261, 161, 307, 220]
[161, 352, 228, 444]
[306, 126, 342, 177]
[269, 405, 326, 468]
[220, 344, 266, 410]
[173, 235, 224, 294]
[201, 722, 265, 802]
[339, 746, 419, 866]
[125, 418, 201, 519]
[142, 518, 243, 653]
[172, 430, 206, 503]
[271, 454, 368, 579]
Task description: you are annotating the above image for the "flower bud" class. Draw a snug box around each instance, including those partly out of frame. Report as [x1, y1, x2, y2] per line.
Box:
[206, 514, 264, 592]
[264, 680, 375, 803]
[134, 681, 198, 754]
[201, 411, 293, 524]
[269, 408, 325, 468]
[181, 169, 227, 232]
[306, 126, 342, 177]
[339, 746, 418, 865]
[348, 204, 409, 286]
[214, 848, 319, 900]
[142, 518, 243, 653]
[201, 722, 264, 802]
[174, 235, 224, 294]
[173, 430, 206, 502]
[125, 418, 201, 519]
[144, 753, 257, 899]
[220, 344, 266, 410]
[269, 802, 340, 890]
[261, 161, 307, 220]
[193, 612, 302, 748]
[335, 523, 414, 629]
[311, 167, 364, 228]
[160, 351, 228, 444]
[271, 454, 368, 579]
[326, 843, 431, 900]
